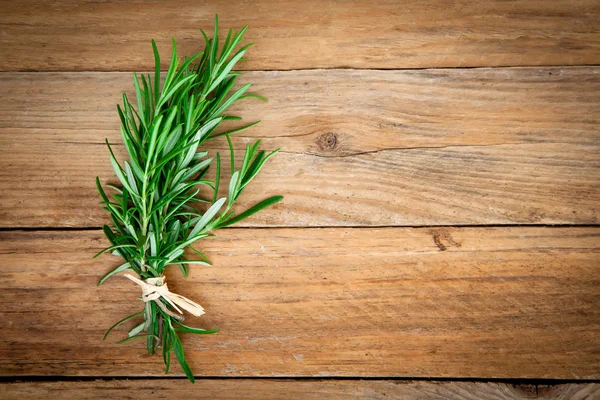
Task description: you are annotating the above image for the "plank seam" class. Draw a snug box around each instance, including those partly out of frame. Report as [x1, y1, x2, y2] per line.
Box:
[2, 64, 600, 75]
[1, 224, 599, 232]
[0, 376, 598, 384]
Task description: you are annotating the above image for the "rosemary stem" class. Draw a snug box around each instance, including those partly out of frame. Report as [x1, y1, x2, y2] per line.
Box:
[155, 299, 184, 322]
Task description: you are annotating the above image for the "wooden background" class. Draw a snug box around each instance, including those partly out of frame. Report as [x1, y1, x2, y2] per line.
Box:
[0, 1, 599, 398]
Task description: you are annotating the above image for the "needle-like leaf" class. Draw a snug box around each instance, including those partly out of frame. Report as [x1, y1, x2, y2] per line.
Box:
[103, 311, 144, 340]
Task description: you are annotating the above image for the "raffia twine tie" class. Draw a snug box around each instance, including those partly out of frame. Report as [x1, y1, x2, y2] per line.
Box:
[124, 273, 205, 318]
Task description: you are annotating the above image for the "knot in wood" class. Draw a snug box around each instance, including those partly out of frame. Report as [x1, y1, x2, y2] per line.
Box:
[317, 132, 338, 151]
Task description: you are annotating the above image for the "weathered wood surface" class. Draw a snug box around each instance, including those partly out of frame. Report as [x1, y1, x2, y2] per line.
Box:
[1, 68, 598, 228]
[1, 380, 598, 400]
[1, 1, 599, 71]
[1, 227, 598, 378]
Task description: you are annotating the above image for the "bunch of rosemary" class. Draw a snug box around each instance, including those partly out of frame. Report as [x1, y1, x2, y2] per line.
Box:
[95, 16, 282, 382]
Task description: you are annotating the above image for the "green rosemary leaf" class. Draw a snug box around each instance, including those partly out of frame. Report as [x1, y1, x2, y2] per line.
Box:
[212, 152, 221, 203]
[145, 114, 164, 168]
[145, 256, 169, 263]
[210, 76, 238, 112]
[103, 311, 144, 340]
[156, 74, 195, 111]
[145, 264, 160, 276]
[173, 320, 219, 335]
[240, 143, 254, 178]
[127, 151, 145, 181]
[207, 83, 252, 120]
[162, 125, 183, 156]
[107, 141, 139, 197]
[124, 162, 139, 194]
[218, 196, 283, 227]
[240, 149, 280, 194]
[151, 40, 161, 102]
[178, 260, 211, 267]
[93, 244, 136, 259]
[132, 73, 146, 128]
[140, 74, 152, 116]
[149, 182, 196, 215]
[128, 322, 146, 337]
[162, 38, 181, 97]
[149, 231, 158, 258]
[119, 123, 139, 162]
[228, 170, 240, 204]
[191, 150, 210, 161]
[180, 118, 222, 169]
[205, 49, 247, 94]
[162, 326, 172, 374]
[147, 302, 158, 355]
[240, 93, 268, 102]
[171, 52, 202, 86]
[220, 29, 249, 65]
[196, 29, 210, 67]
[176, 262, 189, 277]
[172, 331, 194, 383]
[225, 133, 235, 173]
[155, 106, 179, 153]
[220, 28, 233, 61]
[105, 183, 123, 194]
[116, 334, 159, 345]
[96, 177, 110, 204]
[164, 249, 185, 266]
[188, 197, 226, 239]
[97, 261, 132, 286]
[209, 120, 261, 139]
[179, 158, 213, 182]
[188, 246, 212, 265]
[163, 189, 200, 222]
[150, 138, 200, 175]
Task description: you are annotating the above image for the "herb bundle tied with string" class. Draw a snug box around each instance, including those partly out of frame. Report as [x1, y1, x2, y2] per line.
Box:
[95, 16, 282, 382]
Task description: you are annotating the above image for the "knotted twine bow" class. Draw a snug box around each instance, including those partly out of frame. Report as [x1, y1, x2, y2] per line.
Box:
[124, 273, 205, 318]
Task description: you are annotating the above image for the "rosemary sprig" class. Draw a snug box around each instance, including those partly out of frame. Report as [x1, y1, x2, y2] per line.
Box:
[95, 15, 282, 382]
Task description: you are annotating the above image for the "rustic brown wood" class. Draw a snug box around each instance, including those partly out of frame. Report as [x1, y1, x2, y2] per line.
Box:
[1, 68, 599, 228]
[536, 383, 600, 399]
[1, 227, 598, 378]
[1, 1, 599, 71]
[2, 380, 598, 400]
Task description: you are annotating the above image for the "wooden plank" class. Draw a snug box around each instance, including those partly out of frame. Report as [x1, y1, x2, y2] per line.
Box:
[1, 380, 598, 400]
[1, 227, 598, 378]
[0, 68, 598, 228]
[0, 1, 599, 72]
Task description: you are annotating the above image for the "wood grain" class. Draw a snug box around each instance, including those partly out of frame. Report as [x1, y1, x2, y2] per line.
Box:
[1, 227, 598, 378]
[1, 380, 598, 400]
[1, 68, 598, 228]
[1, 1, 599, 71]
